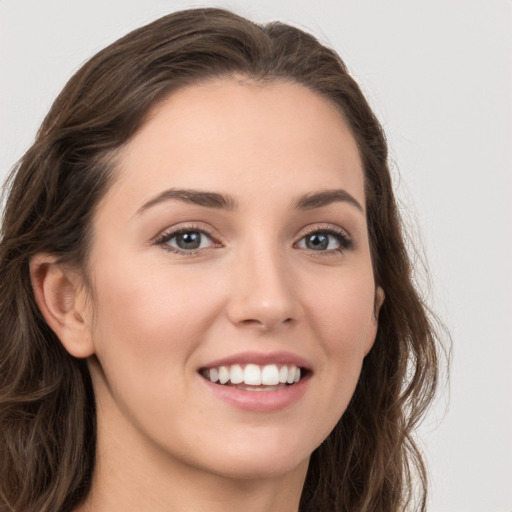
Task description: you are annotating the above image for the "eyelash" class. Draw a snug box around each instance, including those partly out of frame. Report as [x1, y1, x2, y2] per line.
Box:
[295, 226, 354, 254]
[154, 225, 220, 255]
[154, 225, 354, 255]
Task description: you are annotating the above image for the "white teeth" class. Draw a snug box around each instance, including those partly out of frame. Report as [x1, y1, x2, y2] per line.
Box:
[244, 364, 262, 385]
[209, 367, 219, 383]
[218, 366, 229, 385]
[261, 364, 279, 385]
[205, 363, 303, 387]
[286, 366, 296, 384]
[229, 364, 244, 384]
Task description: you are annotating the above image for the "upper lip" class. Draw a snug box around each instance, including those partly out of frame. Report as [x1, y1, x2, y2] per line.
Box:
[200, 351, 312, 371]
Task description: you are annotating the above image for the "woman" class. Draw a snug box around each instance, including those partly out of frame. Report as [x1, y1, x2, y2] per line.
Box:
[0, 8, 441, 512]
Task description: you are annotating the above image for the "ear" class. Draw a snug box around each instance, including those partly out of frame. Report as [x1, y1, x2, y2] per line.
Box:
[364, 286, 385, 356]
[30, 254, 95, 358]
[373, 286, 385, 321]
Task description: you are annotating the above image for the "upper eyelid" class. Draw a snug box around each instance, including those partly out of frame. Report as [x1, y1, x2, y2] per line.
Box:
[295, 223, 352, 240]
[152, 222, 353, 248]
[153, 223, 221, 244]
[154, 227, 221, 255]
[294, 224, 355, 253]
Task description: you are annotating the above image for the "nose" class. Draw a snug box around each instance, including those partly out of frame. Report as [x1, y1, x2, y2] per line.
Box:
[226, 243, 300, 332]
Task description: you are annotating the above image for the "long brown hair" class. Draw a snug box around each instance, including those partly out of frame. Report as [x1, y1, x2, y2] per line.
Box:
[0, 8, 444, 511]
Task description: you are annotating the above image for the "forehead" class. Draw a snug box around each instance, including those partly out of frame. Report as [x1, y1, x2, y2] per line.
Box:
[103, 79, 365, 213]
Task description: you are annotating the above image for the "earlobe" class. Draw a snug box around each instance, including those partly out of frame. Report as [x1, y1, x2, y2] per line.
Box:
[373, 286, 385, 321]
[30, 254, 95, 358]
[364, 286, 385, 356]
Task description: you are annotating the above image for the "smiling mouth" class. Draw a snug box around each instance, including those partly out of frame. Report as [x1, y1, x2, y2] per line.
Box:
[200, 363, 306, 391]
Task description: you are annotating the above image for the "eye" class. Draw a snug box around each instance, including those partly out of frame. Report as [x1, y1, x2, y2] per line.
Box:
[296, 228, 353, 252]
[156, 227, 218, 253]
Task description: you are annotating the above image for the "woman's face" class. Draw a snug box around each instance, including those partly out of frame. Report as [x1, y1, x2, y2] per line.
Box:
[83, 79, 381, 480]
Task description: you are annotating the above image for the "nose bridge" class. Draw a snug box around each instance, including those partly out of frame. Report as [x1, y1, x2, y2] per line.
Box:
[227, 231, 298, 330]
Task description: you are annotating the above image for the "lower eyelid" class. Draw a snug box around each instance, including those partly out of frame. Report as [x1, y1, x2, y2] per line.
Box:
[154, 225, 353, 253]
[155, 226, 219, 250]
[296, 228, 353, 249]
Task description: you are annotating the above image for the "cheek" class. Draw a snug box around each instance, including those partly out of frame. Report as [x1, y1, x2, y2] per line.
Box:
[303, 268, 377, 426]
[308, 270, 376, 356]
[85, 257, 229, 443]
[89, 256, 225, 371]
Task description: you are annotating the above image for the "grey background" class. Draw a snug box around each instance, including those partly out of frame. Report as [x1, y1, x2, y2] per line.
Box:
[1, 1, 511, 510]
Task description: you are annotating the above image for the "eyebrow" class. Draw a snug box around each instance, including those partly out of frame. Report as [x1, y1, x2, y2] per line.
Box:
[137, 187, 363, 215]
[293, 189, 364, 213]
[137, 188, 238, 214]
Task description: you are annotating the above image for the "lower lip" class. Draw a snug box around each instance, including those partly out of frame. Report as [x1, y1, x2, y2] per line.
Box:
[200, 374, 310, 412]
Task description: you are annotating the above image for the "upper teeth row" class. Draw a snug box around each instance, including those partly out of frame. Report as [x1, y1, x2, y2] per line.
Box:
[205, 364, 301, 386]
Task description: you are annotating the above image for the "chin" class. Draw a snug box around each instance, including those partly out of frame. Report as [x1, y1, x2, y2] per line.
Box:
[195, 429, 316, 481]
[211, 453, 310, 481]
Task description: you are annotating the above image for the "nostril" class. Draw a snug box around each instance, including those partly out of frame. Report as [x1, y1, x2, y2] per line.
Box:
[240, 318, 264, 327]
[237, 317, 294, 330]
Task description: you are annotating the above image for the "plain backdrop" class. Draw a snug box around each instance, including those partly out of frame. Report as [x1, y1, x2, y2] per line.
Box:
[1, 1, 511, 511]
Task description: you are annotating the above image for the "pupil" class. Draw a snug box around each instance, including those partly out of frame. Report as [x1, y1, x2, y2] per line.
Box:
[177, 232, 201, 249]
[307, 233, 328, 250]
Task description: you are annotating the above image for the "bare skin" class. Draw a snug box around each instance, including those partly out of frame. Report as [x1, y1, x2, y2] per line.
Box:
[32, 79, 382, 512]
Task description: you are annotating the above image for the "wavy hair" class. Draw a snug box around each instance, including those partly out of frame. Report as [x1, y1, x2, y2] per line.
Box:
[0, 8, 444, 511]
